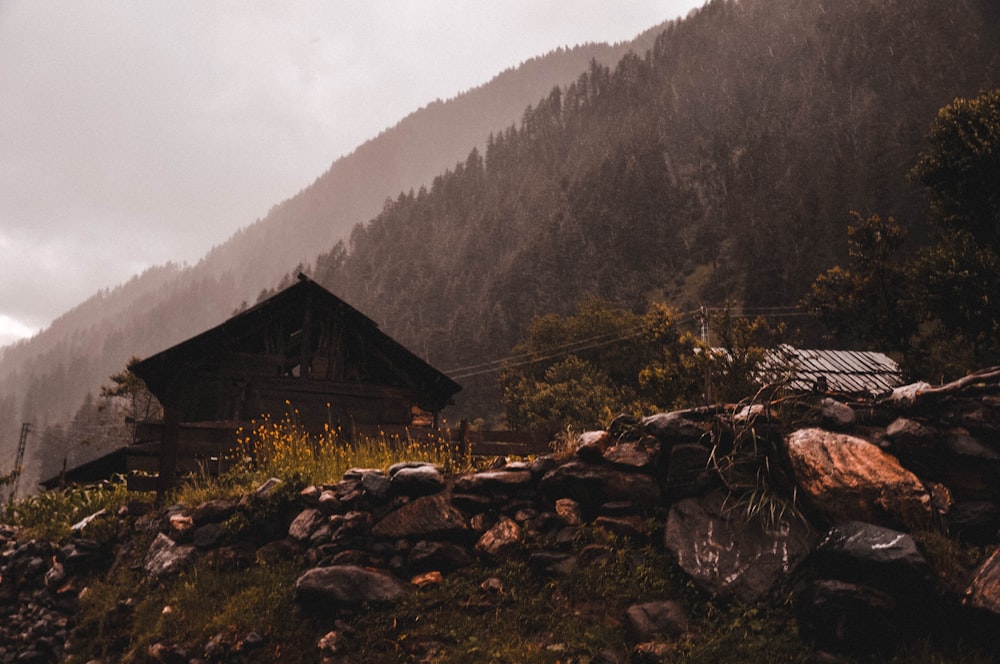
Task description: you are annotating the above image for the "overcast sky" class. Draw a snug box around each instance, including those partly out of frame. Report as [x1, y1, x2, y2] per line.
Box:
[0, 1, 705, 348]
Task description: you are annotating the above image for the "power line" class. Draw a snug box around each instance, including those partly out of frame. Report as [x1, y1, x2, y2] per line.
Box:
[442, 304, 811, 381]
[445, 311, 701, 380]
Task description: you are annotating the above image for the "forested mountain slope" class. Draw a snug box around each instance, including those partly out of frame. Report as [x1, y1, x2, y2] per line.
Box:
[4, 0, 1000, 492]
[0, 34, 663, 490]
[312, 0, 1000, 413]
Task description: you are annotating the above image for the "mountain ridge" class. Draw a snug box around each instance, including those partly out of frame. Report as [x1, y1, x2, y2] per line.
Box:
[0, 19, 676, 492]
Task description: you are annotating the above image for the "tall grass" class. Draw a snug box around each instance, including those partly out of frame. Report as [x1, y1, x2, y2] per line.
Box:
[231, 408, 470, 487]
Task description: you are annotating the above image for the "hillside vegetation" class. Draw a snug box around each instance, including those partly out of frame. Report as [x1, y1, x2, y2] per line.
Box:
[3, 0, 1000, 493]
[311, 0, 1000, 414]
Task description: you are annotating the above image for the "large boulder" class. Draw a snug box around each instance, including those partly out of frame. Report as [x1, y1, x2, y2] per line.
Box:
[810, 521, 932, 592]
[785, 428, 932, 530]
[295, 565, 408, 606]
[664, 490, 814, 603]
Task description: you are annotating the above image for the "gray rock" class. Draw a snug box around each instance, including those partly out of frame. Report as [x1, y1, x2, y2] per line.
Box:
[797, 579, 898, 654]
[602, 436, 660, 471]
[295, 565, 408, 606]
[253, 477, 283, 500]
[662, 443, 714, 498]
[453, 469, 534, 495]
[664, 490, 814, 602]
[192, 522, 226, 549]
[317, 489, 343, 515]
[641, 412, 707, 446]
[390, 465, 445, 496]
[288, 508, 325, 542]
[813, 521, 931, 591]
[361, 471, 391, 500]
[407, 541, 473, 573]
[191, 499, 238, 526]
[821, 398, 856, 429]
[948, 501, 1000, 544]
[371, 494, 468, 540]
[144, 533, 196, 578]
[528, 551, 577, 576]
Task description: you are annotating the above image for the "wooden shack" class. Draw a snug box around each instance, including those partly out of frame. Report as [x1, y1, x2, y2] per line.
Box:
[130, 275, 461, 490]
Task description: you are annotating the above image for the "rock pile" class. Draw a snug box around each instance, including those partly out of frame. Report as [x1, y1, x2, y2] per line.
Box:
[1, 369, 999, 661]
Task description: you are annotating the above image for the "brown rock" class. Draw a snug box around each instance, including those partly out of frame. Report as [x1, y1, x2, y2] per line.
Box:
[602, 435, 660, 471]
[965, 547, 1000, 614]
[555, 498, 583, 526]
[785, 428, 932, 530]
[475, 516, 522, 558]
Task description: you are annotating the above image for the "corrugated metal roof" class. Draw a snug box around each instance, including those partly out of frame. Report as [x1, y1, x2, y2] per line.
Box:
[765, 345, 903, 396]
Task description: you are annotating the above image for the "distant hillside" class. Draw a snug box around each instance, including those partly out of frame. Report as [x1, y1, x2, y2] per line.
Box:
[0, 23, 672, 493]
[310, 0, 1000, 415]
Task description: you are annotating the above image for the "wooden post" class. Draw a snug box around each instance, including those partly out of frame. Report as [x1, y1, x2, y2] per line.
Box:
[459, 419, 470, 458]
[157, 407, 181, 498]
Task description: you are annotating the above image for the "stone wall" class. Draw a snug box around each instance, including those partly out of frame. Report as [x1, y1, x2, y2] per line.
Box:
[2, 370, 1000, 662]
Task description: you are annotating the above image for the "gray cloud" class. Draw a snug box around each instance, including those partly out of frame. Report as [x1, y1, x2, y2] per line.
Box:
[0, 0, 704, 346]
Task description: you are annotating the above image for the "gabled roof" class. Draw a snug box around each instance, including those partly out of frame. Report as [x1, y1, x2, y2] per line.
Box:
[766, 345, 903, 396]
[132, 276, 460, 410]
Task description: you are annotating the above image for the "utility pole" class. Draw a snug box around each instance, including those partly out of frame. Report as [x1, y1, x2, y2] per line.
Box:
[7, 422, 30, 506]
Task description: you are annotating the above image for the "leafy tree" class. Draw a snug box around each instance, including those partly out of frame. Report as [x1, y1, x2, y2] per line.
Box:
[905, 90, 1000, 377]
[499, 299, 652, 431]
[808, 212, 911, 351]
[811, 91, 1000, 379]
[501, 356, 626, 432]
[703, 306, 788, 403]
[911, 89, 1000, 250]
[501, 300, 787, 430]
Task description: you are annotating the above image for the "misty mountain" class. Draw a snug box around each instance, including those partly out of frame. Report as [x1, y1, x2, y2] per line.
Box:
[0, 25, 668, 492]
[309, 0, 1000, 414]
[5, 0, 1000, 495]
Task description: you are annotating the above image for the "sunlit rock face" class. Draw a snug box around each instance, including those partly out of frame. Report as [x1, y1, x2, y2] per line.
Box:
[785, 428, 932, 531]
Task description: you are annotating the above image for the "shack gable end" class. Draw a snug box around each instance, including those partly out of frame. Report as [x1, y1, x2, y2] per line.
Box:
[132, 277, 460, 429]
